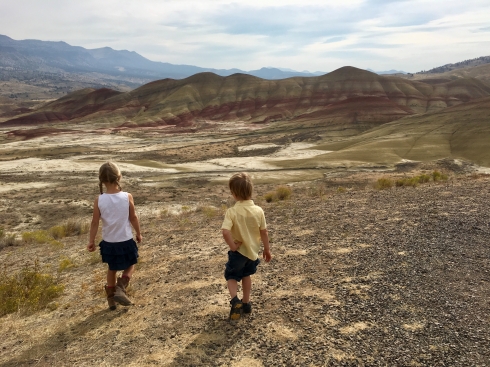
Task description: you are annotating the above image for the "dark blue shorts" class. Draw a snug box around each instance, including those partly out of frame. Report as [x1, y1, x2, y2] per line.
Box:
[99, 238, 139, 271]
[224, 250, 260, 281]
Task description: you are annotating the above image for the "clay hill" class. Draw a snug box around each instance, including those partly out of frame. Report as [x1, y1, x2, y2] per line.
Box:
[3, 67, 490, 131]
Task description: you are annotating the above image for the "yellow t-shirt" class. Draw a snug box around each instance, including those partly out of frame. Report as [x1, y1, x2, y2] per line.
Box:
[221, 200, 267, 261]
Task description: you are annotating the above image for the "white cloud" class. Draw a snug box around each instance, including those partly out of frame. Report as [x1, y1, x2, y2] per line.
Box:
[1, 0, 489, 73]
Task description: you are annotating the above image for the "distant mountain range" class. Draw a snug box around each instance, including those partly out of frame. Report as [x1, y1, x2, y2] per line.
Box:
[0, 34, 325, 82]
[0, 34, 411, 86]
[418, 56, 490, 74]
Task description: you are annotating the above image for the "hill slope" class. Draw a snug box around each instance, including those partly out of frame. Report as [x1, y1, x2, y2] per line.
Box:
[3, 67, 490, 130]
[287, 96, 490, 167]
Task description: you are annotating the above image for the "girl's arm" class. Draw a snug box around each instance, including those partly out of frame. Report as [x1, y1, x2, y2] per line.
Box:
[87, 197, 100, 252]
[128, 193, 142, 243]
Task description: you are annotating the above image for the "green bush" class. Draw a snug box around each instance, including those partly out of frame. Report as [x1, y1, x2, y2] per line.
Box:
[375, 178, 394, 190]
[58, 257, 76, 272]
[198, 206, 218, 218]
[22, 230, 63, 247]
[0, 262, 64, 316]
[49, 218, 89, 239]
[432, 170, 448, 181]
[264, 192, 276, 203]
[264, 186, 292, 202]
[276, 186, 292, 200]
[418, 174, 431, 183]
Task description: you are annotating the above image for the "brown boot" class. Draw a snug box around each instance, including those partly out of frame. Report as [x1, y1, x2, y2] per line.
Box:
[105, 285, 117, 310]
[114, 277, 132, 306]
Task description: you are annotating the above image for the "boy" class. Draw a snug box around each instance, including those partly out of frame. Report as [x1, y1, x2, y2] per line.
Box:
[221, 172, 272, 320]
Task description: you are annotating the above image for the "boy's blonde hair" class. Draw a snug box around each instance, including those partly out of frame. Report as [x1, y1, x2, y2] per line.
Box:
[99, 162, 122, 194]
[229, 172, 253, 200]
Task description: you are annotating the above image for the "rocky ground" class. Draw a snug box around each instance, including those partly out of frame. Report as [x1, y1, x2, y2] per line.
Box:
[0, 170, 489, 366]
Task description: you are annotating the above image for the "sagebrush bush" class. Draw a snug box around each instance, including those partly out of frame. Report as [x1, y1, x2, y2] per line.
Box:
[432, 170, 448, 181]
[22, 230, 63, 247]
[58, 257, 76, 272]
[0, 262, 64, 316]
[375, 178, 394, 190]
[264, 192, 276, 203]
[49, 218, 89, 239]
[276, 186, 292, 200]
[198, 206, 218, 219]
[264, 186, 292, 202]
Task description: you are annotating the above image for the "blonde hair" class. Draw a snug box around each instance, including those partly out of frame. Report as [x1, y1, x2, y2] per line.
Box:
[98, 162, 122, 194]
[229, 172, 253, 200]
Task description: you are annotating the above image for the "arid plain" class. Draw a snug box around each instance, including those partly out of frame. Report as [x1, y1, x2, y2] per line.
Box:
[1, 67, 490, 366]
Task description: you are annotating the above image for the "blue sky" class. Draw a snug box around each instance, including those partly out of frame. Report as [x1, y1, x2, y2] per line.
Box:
[1, 0, 490, 73]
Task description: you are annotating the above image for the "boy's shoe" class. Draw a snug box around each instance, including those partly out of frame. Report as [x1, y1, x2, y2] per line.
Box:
[229, 296, 243, 320]
[242, 302, 252, 314]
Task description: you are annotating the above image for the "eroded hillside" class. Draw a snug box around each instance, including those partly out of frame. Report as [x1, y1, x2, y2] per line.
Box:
[3, 67, 490, 131]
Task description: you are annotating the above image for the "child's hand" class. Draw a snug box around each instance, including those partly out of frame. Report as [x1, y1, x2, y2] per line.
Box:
[263, 249, 272, 262]
[136, 233, 142, 243]
[230, 240, 242, 252]
[87, 243, 96, 252]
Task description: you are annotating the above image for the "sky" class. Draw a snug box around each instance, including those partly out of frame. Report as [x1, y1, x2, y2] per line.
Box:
[1, 0, 490, 73]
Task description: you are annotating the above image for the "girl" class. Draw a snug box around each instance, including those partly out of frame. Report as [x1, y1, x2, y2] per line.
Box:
[87, 162, 142, 310]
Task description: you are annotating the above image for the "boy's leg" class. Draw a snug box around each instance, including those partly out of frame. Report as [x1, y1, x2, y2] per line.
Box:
[241, 276, 251, 303]
[228, 279, 243, 320]
[227, 279, 238, 299]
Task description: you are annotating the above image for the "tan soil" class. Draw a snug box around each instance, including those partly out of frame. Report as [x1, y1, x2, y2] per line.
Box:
[1, 166, 489, 366]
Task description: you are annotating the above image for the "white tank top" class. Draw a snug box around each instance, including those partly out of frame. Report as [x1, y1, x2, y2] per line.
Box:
[98, 191, 133, 243]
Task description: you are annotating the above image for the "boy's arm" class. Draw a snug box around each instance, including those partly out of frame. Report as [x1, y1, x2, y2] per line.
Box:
[222, 229, 241, 251]
[260, 228, 272, 262]
[87, 197, 100, 252]
[128, 193, 142, 243]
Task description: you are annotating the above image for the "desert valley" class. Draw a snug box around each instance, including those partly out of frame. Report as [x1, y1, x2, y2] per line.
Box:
[1, 45, 490, 366]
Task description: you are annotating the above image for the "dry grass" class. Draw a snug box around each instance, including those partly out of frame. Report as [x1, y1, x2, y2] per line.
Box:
[0, 261, 64, 316]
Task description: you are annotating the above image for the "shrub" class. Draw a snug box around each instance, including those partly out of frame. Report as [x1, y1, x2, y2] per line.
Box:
[58, 257, 76, 272]
[418, 174, 431, 183]
[0, 262, 64, 316]
[375, 178, 394, 190]
[337, 187, 347, 193]
[22, 230, 63, 247]
[308, 184, 326, 197]
[276, 186, 292, 200]
[199, 206, 218, 219]
[49, 225, 66, 240]
[432, 170, 448, 181]
[264, 192, 276, 203]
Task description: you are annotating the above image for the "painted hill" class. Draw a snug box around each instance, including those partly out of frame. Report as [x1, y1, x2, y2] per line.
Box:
[3, 67, 490, 131]
[285, 96, 490, 168]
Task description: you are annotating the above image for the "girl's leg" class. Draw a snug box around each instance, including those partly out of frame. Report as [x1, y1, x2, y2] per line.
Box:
[121, 264, 135, 279]
[242, 276, 251, 303]
[114, 265, 134, 306]
[107, 269, 117, 287]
